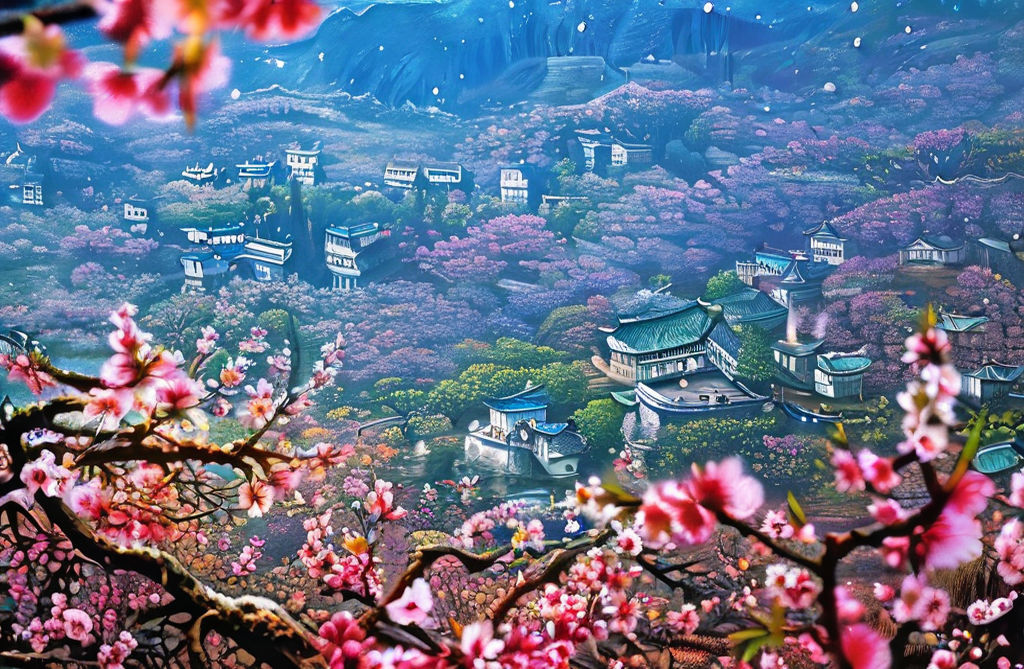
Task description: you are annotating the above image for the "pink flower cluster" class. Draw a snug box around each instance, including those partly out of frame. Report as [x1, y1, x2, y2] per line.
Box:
[231, 536, 264, 576]
[637, 457, 763, 547]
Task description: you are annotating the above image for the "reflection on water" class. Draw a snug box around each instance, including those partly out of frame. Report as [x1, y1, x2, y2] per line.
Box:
[387, 440, 593, 511]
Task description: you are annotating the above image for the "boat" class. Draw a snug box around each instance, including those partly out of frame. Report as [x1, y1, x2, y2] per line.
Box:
[972, 439, 1024, 475]
[610, 389, 638, 407]
[779, 401, 843, 424]
[634, 380, 768, 415]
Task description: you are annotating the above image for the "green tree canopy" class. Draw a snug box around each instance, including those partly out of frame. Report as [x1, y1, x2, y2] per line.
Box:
[703, 270, 745, 300]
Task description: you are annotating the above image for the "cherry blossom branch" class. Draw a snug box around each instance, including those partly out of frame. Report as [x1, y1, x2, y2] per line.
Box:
[0, 2, 97, 38]
[35, 494, 328, 668]
[489, 529, 613, 624]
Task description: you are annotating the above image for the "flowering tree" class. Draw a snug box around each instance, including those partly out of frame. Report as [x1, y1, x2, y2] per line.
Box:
[3, 300, 1022, 669]
[0, 0, 321, 126]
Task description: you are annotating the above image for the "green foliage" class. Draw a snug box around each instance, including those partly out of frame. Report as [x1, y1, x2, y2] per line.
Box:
[703, 270, 745, 301]
[736, 325, 776, 383]
[455, 337, 567, 369]
[406, 414, 453, 440]
[649, 274, 672, 289]
[571, 399, 626, 453]
[424, 360, 590, 421]
[547, 201, 588, 238]
[654, 415, 778, 472]
[381, 389, 428, 415]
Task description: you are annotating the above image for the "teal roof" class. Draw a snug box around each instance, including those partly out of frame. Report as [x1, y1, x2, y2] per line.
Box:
[606, 302, 715, 354]
[937, 313, 989, 333]
[967, 363, 1024, 383]
[707, 321, 741, 358]
[711, 288, 787, 325]
[817, 354, 871, 375]
[484, 385, 549, 412]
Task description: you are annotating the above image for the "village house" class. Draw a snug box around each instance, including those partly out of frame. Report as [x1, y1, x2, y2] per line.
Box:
[325, 222, 391, 291]
[575, 130, 653, 172]
[1, 143, 45, 207]
[285, 143, 322, 186]
[773, 337, 871, 400]
[236, 157, 277, 189]
[814, 353, 871, 400]
[232, 236, 293, 283]
[181, 162, 220, 186]
[803, 221, 846, 265]
[735, 245, 804, 286]
[465, 385, 589, 478]
[382, 159, 471, 192]
[499, 164, 542, 208]
[538, 194, 588, 215]
[962, 362, 1024, 405]
[180, 252, 230, 293]
[771, 338, 824, 390]
[936, 311, 989, 348]
[898, 235, 966, 266]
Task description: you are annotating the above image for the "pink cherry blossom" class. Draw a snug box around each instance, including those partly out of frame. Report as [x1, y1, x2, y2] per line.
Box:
[385, 578, 433, 626]
[61, 608, 94, 643]
[238, 479, 273, 518]
[840, 623, 891, 669]
[85, 62, 170, 125]
[832, 450, 864, 493]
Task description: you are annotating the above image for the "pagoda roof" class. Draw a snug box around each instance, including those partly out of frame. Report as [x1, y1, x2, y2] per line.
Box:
[484, 385, 549, 412]
[936, 313, 989, 333]
[605, 302, 716, 355]
[966, 362, 1024, 383]
[803, 220, 845, 239]
[772, 339, 824, 356]
[422, 161, 462, 172]
[711, 288, 787, 325]
[817, 353, 872, 375]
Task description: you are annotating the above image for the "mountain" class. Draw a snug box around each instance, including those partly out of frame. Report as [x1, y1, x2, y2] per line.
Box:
[246, 0, 834, 112]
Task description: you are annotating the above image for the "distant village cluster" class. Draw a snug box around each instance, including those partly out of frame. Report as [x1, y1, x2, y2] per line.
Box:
[2, 126, 1021, 425]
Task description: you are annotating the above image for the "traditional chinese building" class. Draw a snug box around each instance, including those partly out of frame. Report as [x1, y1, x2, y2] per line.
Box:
[803, 221, 846, 265]
[236, 157, 277, 189]
[769, 260, 831, 306]
[285, 143, 322, 186]
[466, 384, 588, 478]
[814, 353, 871, 400]
[601, 297, 742, 384]
[735, 245, 804, 286]
[421, 162, 467, 189]
[499, 164, 541, 208]
[325, 222, 390, 291]
[963, 362, 1024, 405]
[898, 235, 966, 266]
[708, 287, 788, 331]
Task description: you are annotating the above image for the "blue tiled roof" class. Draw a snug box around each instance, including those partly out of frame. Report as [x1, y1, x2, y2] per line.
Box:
[534, 422, 568, 436]
[484, 385, 549, 412]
